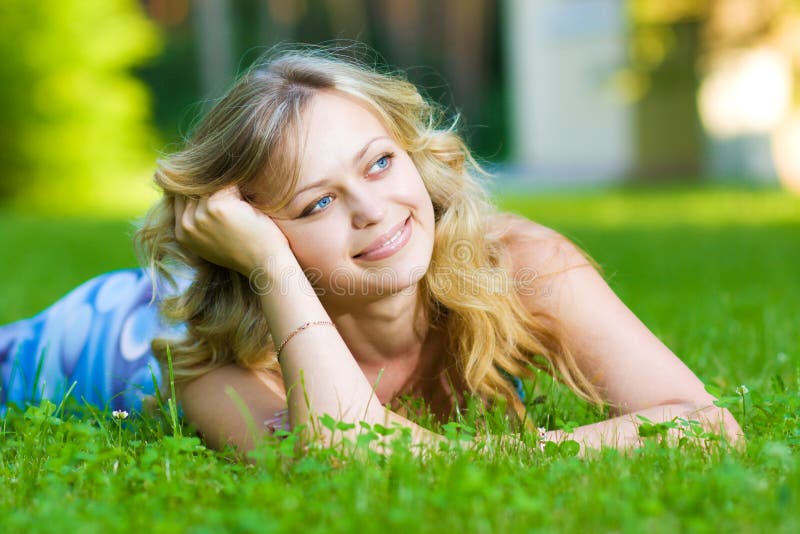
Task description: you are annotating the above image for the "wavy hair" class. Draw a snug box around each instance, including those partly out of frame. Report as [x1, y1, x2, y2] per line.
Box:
[134, 44, 605, 427]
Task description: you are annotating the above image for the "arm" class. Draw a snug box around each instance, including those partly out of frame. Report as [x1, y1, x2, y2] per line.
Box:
[178, 358, 446, 456]
[542, 402, 742, 457]
[174, 188, 446, 454]
[253, 250, 446, 451]
[500, 216, 745, 455]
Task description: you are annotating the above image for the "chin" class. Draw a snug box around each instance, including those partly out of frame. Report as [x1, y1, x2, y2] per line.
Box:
[359, 258, 430, 297]
[318, 254, 429, 300]
[389, 262, 429, 294]
[316, 226, 432, 298]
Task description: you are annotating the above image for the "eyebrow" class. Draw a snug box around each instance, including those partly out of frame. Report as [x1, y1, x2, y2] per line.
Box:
[290, 136, 391, 202]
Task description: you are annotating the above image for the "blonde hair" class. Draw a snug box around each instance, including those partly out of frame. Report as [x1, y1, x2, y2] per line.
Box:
[134, 45, 605, 427]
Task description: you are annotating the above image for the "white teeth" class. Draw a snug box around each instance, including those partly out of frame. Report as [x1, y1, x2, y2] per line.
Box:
[382, 228, 403, 247]
[359, 223, 406, 256]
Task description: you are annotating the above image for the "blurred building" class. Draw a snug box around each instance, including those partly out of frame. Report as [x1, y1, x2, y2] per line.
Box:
[504, 0, 636, 185]
[504, 0, 799, 189]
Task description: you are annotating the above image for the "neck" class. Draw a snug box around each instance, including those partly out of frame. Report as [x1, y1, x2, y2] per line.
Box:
[322, 287, 432, 367]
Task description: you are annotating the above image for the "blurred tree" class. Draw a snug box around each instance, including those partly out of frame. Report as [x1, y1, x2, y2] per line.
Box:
[0, 0, 161, 213]
[625, 0, 800, 185]
[139, 0, 507, 162]
[626, 0, 800, 106]
[192, 0, 235, 99]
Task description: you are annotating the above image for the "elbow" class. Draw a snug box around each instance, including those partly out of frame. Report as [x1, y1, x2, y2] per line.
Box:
[717, 406, 746, 451]
[681, 397, 746, 451]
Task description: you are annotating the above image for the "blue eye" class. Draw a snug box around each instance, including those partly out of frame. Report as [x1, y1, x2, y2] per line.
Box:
[303, 194, 333, 216]
[314, 195, 331, 208]
[370, 153, 394, 173]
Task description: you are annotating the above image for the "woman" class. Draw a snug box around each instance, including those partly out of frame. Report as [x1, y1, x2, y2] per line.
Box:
[0, 46, 743, 455]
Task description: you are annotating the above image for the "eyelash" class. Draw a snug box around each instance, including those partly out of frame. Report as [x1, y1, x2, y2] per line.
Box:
[300, 152, 396, 217]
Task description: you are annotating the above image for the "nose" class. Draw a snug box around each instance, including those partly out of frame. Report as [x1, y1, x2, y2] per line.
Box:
[349, 186, 387, 229]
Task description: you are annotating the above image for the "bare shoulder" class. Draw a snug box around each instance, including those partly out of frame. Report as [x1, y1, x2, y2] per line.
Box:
[490, 212, 719, 415]
[179, 364, 287, 451]
[489, 212, 594, 280]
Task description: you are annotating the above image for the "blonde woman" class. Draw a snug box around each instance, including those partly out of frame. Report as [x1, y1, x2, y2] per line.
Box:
[0, 47, 743, 456]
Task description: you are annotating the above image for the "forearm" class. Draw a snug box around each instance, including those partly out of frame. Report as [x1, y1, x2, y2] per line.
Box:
[255, 255, 443, 450]
[543, 402, 744, 457]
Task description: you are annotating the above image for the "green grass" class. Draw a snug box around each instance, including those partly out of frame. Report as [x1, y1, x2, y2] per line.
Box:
[1, 184, 799, 532]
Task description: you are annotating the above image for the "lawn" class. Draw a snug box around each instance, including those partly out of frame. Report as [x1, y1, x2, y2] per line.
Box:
[1, 184, 798, 532]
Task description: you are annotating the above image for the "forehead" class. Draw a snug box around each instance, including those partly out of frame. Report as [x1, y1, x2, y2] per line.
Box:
[298, 91, 391, 164]
[249, 90, 393, 214]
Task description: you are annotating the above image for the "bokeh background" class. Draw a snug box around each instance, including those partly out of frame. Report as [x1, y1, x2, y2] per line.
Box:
[2, 6, 799, 530]
[1, 0, 799, 217]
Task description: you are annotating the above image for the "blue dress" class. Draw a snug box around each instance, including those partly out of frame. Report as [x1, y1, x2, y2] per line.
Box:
[0, 268, 189, 415]
[0, 268, 526, 417]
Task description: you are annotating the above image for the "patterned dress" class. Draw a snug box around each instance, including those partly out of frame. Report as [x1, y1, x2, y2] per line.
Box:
[0, 268, 526, 430]
[0, 268, 190, 416]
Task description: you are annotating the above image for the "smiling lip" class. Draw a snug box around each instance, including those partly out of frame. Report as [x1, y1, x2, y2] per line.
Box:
[353, 216, 411, 261]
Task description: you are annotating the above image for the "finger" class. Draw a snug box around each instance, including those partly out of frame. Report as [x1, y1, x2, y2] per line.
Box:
[213, 184, 243, 201]
[194, 194, 211, 225]
[174, 194, 184, 220]
[208, 185, 243, 210]
[180, 196, 199, 238]
[174, 195, 186, 240]
[205, 186, 243, 220]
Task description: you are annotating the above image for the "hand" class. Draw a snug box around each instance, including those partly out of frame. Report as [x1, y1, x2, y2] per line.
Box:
[174, 186, 293, 277]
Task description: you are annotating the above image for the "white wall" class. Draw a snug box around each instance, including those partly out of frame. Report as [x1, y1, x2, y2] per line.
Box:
[503, 0, 633, 185]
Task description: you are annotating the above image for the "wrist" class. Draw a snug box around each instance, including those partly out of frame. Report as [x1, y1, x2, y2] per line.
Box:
[245, 250, 302, 292]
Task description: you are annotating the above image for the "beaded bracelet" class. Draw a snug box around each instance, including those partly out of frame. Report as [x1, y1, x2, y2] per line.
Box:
[275, 320, 336, 362]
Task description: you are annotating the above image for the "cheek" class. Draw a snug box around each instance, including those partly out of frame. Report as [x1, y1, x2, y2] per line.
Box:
[287, 227, 346, 269]
[408, 172, 435, 222]
[396, 158, 431, 204]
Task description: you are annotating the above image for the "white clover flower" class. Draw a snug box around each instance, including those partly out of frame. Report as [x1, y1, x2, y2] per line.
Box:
[736, 384, 749, 396]
[112, 410, 129, 420]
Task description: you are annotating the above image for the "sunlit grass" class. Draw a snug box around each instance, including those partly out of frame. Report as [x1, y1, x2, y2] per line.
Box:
[1, 184, 798, 531]
[0, 214, 138, 323]
[496, 182, 799, 228]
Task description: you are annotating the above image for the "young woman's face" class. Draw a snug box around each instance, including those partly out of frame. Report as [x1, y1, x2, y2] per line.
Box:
[268, 90, 436, 304]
